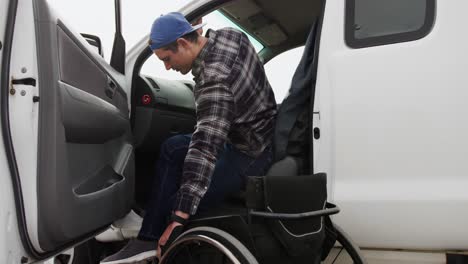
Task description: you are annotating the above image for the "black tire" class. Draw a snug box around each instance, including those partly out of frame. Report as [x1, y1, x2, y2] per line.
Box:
[160, 226, 258, 264]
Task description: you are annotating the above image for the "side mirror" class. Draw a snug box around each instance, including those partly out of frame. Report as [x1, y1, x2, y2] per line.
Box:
[81, 33, 104, 58]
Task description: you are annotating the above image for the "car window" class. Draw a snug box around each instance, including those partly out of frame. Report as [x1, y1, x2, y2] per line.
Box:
[122, 0, 193, 53]
[47, 0, 116, 62]
[264, 46, 304, 103]
[203, 11, 264, 52]
[47, 0, 194, 62]
[345, 0, 436, 48]
[140, 10, 264, 81]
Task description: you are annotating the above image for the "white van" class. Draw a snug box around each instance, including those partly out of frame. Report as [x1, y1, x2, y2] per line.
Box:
[1, 0, 467, 263]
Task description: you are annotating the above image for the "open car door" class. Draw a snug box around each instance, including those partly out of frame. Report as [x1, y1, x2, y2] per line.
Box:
[3, 0, 134, 258]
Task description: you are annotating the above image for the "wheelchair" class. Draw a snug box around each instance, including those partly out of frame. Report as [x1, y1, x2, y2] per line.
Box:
[156, 22, 365, 264]
[156, 102, 365, 263]
[157, 166, 366, 264]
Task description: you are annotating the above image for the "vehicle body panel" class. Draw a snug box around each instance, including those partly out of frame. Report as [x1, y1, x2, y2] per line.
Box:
[316, 0, 468, 249]
[1, 0, 30, 262]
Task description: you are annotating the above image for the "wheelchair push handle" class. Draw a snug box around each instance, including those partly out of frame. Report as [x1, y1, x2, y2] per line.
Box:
[248, 202, 339, 220]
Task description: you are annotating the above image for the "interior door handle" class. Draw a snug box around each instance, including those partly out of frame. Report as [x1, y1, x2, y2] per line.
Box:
[105, 77, 117, 99]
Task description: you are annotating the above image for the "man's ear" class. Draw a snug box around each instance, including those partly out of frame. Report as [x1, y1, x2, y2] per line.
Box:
[176, 38, 190, 50]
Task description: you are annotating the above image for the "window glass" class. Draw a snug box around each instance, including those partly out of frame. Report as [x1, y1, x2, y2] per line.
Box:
[47, 0, 194, 62]
[204, 11, 264, 52]
[354, 0, 426, 39]
[122, 0, 192, 53]
[141, 10, 264, 80]
[346, 0, 435, 48]
[264, 46, 304, 103]
[47, 0, 115, 62]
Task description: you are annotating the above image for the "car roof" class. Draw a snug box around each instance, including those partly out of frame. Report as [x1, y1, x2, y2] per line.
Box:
[219, 0, 322, 61]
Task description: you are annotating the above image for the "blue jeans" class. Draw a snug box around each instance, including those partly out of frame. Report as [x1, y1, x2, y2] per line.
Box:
[138, 134, 272, 241]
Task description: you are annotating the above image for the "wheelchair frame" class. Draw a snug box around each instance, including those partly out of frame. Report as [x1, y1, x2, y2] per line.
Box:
[159, 202, 366, 264]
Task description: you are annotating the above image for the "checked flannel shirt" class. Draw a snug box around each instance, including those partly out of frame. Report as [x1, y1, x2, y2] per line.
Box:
[174, 28, 277, 215]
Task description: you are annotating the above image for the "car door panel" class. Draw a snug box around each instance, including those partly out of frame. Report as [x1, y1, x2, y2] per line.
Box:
[31, 0, 134, 253]
[56, 24, 128, 113]
[61, 81, 128, 143]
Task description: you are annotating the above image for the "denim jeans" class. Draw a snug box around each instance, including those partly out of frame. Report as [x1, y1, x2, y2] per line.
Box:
[138, 134, 272, 241]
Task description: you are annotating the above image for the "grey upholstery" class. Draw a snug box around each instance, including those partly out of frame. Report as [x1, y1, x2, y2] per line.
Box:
[266, 156, 299, 176]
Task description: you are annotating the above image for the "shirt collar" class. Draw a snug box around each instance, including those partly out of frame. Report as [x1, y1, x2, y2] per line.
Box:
[192, 30, 216, 80]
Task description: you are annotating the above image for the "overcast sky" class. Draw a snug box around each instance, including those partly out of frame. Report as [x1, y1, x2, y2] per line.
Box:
[46, 0, 303, 102]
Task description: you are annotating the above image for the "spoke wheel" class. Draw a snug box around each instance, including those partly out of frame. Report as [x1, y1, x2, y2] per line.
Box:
[160, 227, 258, 264]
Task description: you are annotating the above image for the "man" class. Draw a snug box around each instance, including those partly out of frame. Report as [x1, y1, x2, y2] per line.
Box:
[101, 12, 277, 264]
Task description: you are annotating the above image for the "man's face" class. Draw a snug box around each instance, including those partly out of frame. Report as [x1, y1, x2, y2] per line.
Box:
[154, 45, 192, 75]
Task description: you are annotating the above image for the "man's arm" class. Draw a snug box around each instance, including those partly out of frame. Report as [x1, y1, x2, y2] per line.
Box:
[173, 81, 234, 215]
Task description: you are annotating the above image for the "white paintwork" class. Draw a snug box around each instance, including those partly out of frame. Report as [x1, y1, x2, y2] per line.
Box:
[8, 0, 43, 253]
[0, 160, 26, 264]
[0, 109, 29, 260]
[316, 0, 468, 250]
[0, 1, 34, 263]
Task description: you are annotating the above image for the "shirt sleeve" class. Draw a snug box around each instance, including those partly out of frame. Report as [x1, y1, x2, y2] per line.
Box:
[173, 81, 234, 215]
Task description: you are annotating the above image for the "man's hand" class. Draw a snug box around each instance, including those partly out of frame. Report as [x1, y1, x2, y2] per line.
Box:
[157, 211, 190, 260]
[157, 221, 182, 259]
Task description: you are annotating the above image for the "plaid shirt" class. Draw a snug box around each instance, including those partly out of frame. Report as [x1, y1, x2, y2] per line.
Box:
[174, 28, 277, 214]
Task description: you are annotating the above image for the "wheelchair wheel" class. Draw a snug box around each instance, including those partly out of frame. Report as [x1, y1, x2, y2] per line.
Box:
[335, 224, 367, 264]
[160, 226, 258, 264]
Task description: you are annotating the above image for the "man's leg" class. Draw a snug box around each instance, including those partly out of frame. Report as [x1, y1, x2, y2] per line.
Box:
[138, 134, 191, 241]
[100, 134, 191, 264]
[198, 145, 272, 211]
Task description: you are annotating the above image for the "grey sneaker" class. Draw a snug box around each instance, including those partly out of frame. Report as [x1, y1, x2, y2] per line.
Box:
[100, 239, 157, 264]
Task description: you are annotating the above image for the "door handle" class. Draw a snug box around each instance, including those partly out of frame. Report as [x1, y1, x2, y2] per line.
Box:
[105, 77, 117, 99]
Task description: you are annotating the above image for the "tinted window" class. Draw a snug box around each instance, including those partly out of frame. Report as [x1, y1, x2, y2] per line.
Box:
[345, 0, 435, 48]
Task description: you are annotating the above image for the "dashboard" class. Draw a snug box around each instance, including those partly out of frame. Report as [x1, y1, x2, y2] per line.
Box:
[132, 75, 197, 152]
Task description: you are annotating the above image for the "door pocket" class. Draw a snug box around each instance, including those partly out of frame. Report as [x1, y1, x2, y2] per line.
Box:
[74, 165, 124, 196]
